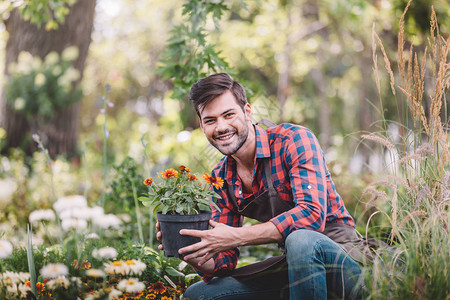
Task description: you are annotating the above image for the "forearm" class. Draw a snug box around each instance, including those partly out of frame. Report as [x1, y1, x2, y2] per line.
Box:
[236, 221, 283, 246]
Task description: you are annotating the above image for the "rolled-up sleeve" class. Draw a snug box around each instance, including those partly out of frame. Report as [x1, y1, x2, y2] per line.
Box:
[198, 179, 243, 283]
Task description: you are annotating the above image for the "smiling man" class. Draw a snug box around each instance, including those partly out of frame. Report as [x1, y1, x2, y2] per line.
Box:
[156, 73, 364, 300]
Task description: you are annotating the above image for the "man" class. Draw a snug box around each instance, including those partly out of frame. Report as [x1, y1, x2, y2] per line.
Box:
[156, 73, 363, 299]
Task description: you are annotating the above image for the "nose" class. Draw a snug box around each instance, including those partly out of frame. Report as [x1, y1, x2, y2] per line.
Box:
[215, 117, 228, 132]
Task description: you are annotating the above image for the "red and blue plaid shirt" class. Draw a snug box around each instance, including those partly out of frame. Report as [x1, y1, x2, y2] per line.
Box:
[202, 123, 355, 282]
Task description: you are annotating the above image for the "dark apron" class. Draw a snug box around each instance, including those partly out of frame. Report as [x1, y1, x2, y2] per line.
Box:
[226, 158, 378, 278]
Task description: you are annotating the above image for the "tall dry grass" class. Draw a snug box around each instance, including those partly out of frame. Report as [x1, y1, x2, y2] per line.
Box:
[363, 1, 449, 298]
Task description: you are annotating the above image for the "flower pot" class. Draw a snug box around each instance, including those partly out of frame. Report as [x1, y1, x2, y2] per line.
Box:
[157, 210, 212, 258]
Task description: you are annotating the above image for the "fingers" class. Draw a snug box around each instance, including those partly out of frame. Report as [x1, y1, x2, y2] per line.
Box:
[178, 240, 204, 256]
[156, 221, 163, 250]
[209, 220, 218, 227]
[179, 229, 205, 238]
[156, 230, 162, 243]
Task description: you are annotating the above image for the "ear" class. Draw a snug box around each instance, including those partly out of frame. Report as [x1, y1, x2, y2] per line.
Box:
[244, 103, 252, 122]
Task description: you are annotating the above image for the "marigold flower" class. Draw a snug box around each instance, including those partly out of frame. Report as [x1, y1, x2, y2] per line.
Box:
[143, 178, 153, 185]
[161, 168, 179, 179]
[203, 173, 224, 189]
[187, 173, 198, 181]
[150, 282, 167, 294]
[178, 165, 191, 172]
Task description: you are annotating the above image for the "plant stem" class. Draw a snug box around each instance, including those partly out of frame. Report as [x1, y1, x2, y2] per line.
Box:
[132, 180, 144, 244]
[27, 224, 37, 297]
[100, 95, 108, 209]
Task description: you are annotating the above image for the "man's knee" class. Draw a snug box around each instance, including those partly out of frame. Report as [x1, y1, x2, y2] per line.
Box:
[184, 280, 207, 299]
[285, 229, 328, 256]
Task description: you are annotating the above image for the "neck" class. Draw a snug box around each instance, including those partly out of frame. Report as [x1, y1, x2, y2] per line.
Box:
[231, 123, 256, 170]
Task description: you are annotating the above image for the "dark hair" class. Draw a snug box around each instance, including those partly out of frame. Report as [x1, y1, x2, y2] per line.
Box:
[189, 73, 247, 116]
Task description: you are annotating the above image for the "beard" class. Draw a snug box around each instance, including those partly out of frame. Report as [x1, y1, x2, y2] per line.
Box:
[209, 124, 249, 156]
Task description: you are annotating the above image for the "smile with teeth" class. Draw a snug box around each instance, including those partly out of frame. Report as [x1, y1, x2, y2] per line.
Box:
[216, 132, 235, 141]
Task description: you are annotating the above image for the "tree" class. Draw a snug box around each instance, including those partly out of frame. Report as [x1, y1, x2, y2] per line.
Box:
[1, 0, 96, 157]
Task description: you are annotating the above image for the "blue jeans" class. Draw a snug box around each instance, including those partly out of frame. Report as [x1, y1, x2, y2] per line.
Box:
[184, 230, 363, 300]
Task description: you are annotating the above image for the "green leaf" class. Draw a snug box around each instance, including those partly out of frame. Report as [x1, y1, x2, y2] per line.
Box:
[27, 224, 37, 297]
[166, 266, 185, 277]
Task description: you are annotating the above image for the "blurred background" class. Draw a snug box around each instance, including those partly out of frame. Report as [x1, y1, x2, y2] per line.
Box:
[0, 0, 448, 239]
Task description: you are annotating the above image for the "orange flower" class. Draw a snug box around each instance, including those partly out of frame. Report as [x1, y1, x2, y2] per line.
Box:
[82, 260, 91, 269]
[36, 282, 45, 293]
[150, 282, 167, 294]
[177, 184, 182, 189]
[187, 173, 198, 181]
[178, 165, 191, 172]
[161, 168, 179, 179]
[203, 173, 224, 189]
[143, 178, 153, 185]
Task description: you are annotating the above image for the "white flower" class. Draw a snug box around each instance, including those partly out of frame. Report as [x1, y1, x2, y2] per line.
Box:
[0, 239, 13, 258]
[85, 269, 105, 278]
[86, 233, 100, 239]
[117, 278, 145, 294]
[34, 73, 46, 86]
[6, 283, 18, 297]
[108, 288, 122, 300]
[1, 271, 30, 285]
[1, 271, 27, 286]
[86, 206, 105, 219]
[44, 51, 59, 65]
[29, 209, 56, 224]
[85, 291, 104, 300]
[40, 263, 68, 279]
[92, 214, 121, 229]
[124, 259, 146, 275]
[53, 195, 87, 214]
[92, 247, 118, 260]
[61, 218, 87, 231]
[46, 276, 70, 290]
[18, 282, 31, 298]
[61, 46, 79, 61]
[0, 178, 17, 208]
[104, 261, 130, 276]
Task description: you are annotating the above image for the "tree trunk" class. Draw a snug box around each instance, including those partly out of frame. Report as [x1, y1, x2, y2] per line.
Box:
[1, 0, 96, 157]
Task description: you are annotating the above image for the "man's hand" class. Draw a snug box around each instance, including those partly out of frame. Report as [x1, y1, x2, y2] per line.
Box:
[155, 220, 163, 251]
[179, 220, 241, 266]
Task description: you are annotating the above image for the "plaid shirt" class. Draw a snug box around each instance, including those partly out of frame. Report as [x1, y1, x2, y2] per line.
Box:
[201, 123, 355, 282]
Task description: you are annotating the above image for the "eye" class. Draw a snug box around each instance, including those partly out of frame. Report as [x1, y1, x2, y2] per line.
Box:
[225, 113, 234, 118]
[203, 119, 214, 124]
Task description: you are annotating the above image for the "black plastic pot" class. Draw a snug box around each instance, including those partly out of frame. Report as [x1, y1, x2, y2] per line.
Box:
[157, 210, 212, 258]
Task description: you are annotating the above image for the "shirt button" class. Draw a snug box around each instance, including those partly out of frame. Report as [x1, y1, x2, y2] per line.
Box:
[307, 185, 312, 189]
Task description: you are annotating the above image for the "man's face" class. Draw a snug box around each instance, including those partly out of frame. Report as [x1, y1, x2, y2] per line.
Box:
[199, 90, 251, 156]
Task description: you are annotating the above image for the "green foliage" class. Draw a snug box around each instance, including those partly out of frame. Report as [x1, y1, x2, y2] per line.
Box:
[5, 47, 82, 122]
[2, 0, 76, 30]
[360, 4, 450, 298]
[157, 0, 231, 100]
[139, 166, 221, 215]
[105, 157, 146, 213]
